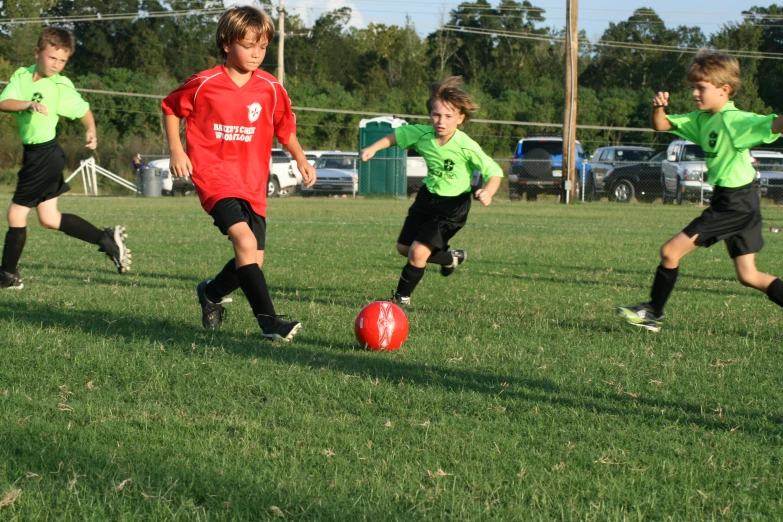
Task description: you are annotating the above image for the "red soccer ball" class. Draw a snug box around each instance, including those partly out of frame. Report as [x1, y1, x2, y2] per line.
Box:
[355, 301, 409, 351]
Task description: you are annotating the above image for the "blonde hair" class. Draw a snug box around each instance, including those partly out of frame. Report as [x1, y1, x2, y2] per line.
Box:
[426, 76, 479, 120]
[688, 51, 741, 96]
[215, 6, 275, 60]
[37, 27, 75, 55]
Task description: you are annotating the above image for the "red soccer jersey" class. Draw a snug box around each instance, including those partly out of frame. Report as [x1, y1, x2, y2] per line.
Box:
[161, 65, 296, 216]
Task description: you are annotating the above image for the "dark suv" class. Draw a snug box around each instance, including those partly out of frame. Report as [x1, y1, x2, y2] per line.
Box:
[508, 137, 590, 201]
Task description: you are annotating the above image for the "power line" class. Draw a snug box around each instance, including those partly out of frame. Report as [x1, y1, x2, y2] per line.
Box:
[0, 8, 224, 25]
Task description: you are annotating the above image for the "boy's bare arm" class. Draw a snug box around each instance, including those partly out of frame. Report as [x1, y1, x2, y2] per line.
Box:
[0, 99, 48, 116]
[772, 115, 783, 134]
[475, 176, 501, 207]
[651, 91, 674, 132]
[80, 109, 97, 149]
[284, 134, 316, 188]
[164, 114, 192, 177]
[360, 132, 397, 161]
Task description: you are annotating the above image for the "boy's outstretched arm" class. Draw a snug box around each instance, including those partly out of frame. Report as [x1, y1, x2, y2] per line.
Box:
[284, 134, 316, 188]
[475, 176, 501, 207]
[0, 99, 49, 116]
[164, 114, 192, 177]
[80, 109, 97, 150]
[651, 91, 674, 132]
[360, 132, 397, 161]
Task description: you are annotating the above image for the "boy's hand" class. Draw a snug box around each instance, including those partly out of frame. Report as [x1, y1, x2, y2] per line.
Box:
[360, 147, 375, 161]
[299, 161, 317, 188]
[652, 92, 669, 108]
[474, 188, 493, 207]
[28, 102, 48, 116]
[169, 149, 192, 178]
[84, 129, 97, 149]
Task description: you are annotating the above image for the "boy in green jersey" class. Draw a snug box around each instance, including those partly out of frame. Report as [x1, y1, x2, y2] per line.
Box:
[360, 77, 503, 305]
[0, 27, 131, 289]
[617, 51, 783, 331]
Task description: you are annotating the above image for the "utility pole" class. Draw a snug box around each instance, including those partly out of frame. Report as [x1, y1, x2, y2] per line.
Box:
[562, 0, 578, 203]
[277, 0, 285, 86]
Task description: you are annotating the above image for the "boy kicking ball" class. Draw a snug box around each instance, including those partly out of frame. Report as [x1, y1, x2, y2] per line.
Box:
[617, 51, 783, 331]
[0, 27, 131, 289]
[162, 6, 315, 341]
[360, 77, 503, 306]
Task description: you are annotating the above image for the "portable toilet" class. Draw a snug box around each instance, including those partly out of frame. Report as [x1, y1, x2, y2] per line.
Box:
[358, 117, 408, 197]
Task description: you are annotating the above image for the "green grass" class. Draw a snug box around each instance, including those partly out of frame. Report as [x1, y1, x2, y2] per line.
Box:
[2, 195, 783, 520]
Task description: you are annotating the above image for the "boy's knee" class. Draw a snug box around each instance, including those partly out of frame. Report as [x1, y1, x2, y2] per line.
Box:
[231, 232, 257, 254]
[660, 244, 678, 265]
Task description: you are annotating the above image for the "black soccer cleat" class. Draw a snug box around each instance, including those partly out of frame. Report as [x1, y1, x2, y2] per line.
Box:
[616, 302, 664, 332]
[98, 226, 131, 274]
[390, 292, 411, 307]
[257, 314, 301, 341]
[197, 280, 231, 329]
[0, 269, 23, 290]
[440, 249, 467, 277]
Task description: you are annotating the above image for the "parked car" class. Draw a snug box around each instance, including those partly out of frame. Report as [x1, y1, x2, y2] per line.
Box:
[602, 149, 667, 203]
[587, 146, 655, 199]
[301, 152, 358, 197]
[267, 148, 293, 198]
[751, 149, 783, 203]
[661, 140, 711, 204]
[145, 158, 196, 196]
[508, 136, 591, 201]
[406, 149, 428, 194]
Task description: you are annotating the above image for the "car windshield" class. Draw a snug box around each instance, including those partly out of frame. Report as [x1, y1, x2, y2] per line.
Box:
[519, 141, 564, 155]
[682, 145, 705, 161]
[648, 150, 667, 163]
[755, 156, 783, 171]
[616, 149, 654, 162]
[315, 156, 356, 169]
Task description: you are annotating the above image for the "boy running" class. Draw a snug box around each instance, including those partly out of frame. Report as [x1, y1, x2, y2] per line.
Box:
[162, 6, 315, 341]
[0, 27, 131, 289]
[617, 51, 783, 331]
[360, 77, 503, 306]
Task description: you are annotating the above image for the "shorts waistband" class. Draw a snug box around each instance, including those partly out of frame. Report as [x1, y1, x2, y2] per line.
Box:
[22, 139, 59, 151]
[713, 182, 754, 194]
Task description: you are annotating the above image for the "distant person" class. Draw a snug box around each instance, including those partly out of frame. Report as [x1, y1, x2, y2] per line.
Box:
[0, 27, 131, 289]
[360, 76, 503, 306]
[132, 154, 143, 171]
[617, 51, 783, 331]
[162, 6, 316, 341]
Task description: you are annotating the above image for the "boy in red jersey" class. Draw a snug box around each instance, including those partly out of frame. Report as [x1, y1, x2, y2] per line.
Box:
[162, 6, 315, 341]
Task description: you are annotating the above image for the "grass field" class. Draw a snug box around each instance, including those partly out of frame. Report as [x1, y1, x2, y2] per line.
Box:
[2, 195, 783, 520]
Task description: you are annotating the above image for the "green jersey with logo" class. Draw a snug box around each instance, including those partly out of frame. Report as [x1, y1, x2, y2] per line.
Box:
[0, 65, 90, 145]
[394, 125, 503, 197]
[667, 101, 779, 188]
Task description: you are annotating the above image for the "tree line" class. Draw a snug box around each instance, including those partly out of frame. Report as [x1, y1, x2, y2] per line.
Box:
[1, 0, 783, 178]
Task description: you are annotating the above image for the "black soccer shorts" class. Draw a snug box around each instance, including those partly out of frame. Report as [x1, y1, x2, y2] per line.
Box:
[397, 185, 471, 251]
[12, 139, 70, 207]
[209, 197, 267, 250]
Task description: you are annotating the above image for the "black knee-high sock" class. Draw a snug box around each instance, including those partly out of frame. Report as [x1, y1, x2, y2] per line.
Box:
[206, 259, 240, 302]
[236, 264, 276, 317]
[59, 213, 103, 244]
[1, 227, 26, 273]
[767, 278, 783, 308]
[396, 263, 425, 297]
[649, 264, 679, 316]
[427, 250, 452, 265]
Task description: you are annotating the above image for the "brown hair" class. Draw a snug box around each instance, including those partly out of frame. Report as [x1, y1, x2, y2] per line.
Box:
[426, 76, 479, 120]
[36, 27, 75, 55]
[687, 51, 741, 96]
[215, 6, 275, 60]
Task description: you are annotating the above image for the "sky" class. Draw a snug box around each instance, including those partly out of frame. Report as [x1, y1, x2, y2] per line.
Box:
[227, 0, 755, 42]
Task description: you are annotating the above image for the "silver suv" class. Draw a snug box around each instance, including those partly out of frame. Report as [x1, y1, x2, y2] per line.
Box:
[661, 140, 711, 204]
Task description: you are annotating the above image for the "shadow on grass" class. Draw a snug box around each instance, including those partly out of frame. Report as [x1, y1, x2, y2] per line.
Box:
[1, 299, 781, 444]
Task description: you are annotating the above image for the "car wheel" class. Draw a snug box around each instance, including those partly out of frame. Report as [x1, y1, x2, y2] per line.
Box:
[268, 177, 280, 198]
[585, 178, 596, 202]
[277, 185, 295, 198]
[509, 185, 521, 201]
[611, 180, 634, 203]
[676, 183, 684, 205]
[526, 189, 538, 201]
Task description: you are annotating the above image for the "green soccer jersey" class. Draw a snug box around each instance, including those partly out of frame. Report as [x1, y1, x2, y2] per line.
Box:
[394, 125, 503, 197]
[667, 101, 780, 188]
[0, 65, 90, 145]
